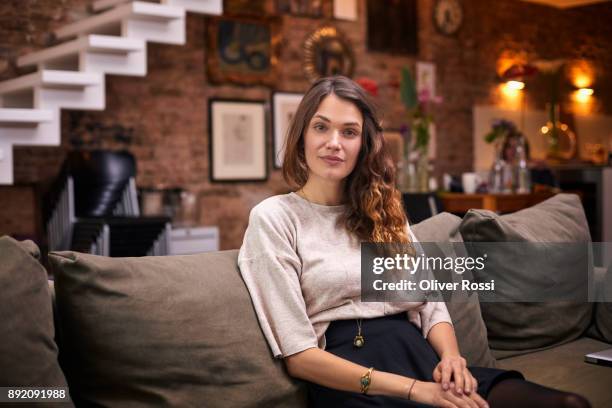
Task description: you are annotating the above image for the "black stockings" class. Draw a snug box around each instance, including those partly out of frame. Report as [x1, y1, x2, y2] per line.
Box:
[488, 378, 591, 408]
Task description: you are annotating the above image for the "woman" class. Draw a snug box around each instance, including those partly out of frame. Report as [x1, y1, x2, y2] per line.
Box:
[238, 76, 590, 408]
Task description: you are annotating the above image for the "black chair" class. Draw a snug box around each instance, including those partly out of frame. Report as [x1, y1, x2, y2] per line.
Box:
[45, 150, 171, 256]
[401, 192, 444, 224]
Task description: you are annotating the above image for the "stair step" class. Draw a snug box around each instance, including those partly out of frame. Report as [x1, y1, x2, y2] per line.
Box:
[92, 0, 222, 15]
[0, 108, 61, 146]
[0, 139, 15, 184]
[161, 0, 222, 15]
[56, 1, 186, 45]
[92, 0, 130, 11]
[0, 107, 61, 184]
[0, 108, 54, 126]
[18, 35, 146, 76]
[0, 70, 105, 111]
[0, 70, 101, 94]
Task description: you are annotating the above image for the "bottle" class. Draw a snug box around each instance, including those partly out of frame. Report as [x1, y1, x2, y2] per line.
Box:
[489, 140, 505, 193]
[515, 138, 531, 193]
[502, 161, 514, 193]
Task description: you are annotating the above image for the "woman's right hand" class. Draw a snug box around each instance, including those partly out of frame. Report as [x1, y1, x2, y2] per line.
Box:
[409, 380, 489, 408]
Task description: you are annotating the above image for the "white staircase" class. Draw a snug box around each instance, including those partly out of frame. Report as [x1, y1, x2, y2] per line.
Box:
[55, 1, 187, 46]
[18, 35, 147, 76]
[0, 0, 222, 185]
[92, 0, 223, 15]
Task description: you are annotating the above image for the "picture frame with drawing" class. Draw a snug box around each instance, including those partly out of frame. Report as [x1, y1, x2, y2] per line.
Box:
[272, 91, 304, 169]
[208, 99, 268, 182]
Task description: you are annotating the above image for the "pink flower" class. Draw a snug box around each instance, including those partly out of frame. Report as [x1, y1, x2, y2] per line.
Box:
[418, 89, 431, 103]
[417, 89, 443, 104]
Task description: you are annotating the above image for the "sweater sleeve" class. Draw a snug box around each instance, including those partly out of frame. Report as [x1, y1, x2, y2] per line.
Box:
[407, 224, 454, 340]
[237, 203, 319, 359]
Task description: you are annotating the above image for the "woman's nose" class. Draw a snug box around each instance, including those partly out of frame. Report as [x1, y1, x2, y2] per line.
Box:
[326, 130, 341, 149]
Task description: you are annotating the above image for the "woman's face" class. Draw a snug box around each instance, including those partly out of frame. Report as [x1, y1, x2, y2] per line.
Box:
[303, 93, 363, 184]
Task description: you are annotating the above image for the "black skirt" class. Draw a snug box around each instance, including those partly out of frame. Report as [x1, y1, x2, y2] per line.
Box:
[306, 313, 524, 408]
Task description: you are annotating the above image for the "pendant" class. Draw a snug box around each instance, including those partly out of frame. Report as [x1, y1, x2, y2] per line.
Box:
[353, 334, 365, 348]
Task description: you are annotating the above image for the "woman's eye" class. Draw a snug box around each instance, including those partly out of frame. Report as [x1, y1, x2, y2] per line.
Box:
[344, 129, 359, 137]
[314, 123, 327, 131]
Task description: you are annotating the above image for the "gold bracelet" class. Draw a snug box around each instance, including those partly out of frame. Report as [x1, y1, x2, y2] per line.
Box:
[407, 378, 417, 400]
[360, 367, 374, 394]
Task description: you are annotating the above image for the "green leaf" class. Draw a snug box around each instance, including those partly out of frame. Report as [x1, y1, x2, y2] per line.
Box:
[484, 131, 497, 144]
[414, 119, 429, 149]
[400, 67, 417, 110]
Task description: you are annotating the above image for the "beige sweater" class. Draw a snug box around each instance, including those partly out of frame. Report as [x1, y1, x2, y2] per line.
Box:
[238, 192, 453, 359]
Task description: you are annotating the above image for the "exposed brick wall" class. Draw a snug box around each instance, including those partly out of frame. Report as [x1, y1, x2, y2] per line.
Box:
[1, 0, 611, 248]
[0, 184, 39, 240]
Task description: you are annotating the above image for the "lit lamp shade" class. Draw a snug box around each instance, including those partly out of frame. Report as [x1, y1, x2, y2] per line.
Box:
[501, 64, 539, 81]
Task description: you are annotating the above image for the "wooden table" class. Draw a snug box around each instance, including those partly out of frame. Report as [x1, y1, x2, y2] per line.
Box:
[439, 191, 559, 214]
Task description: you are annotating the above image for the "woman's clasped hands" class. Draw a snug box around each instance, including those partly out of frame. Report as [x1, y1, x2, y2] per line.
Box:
[410, 355, 490, 408]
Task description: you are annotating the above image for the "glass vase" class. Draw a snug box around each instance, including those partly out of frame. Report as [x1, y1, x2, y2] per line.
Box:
[540, 103, 577, 161]
[398, 130, 418, 193]
[416, 148, 429, 193]
[489, 140, 505, 193]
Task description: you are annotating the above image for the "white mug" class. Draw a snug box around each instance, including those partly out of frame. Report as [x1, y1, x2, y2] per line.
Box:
[462, 172, 480, 194]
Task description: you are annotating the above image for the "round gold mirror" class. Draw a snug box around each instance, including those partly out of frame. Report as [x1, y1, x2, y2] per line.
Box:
[303, 26, 355, 82]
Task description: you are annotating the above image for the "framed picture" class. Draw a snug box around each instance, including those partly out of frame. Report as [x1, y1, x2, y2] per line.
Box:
[272, 92, 304, 168]
[206, 16, 281, 86]
[333, 0, 358, 21]
[223, 0, 267, 16]
[416, 61, 436, 98]
[276, 0, 323, 17]
[366, 0, 417, 55]
[208, 99, 267, 182]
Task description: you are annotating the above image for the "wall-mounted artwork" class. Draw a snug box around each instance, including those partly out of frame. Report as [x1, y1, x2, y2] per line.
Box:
[208, 99, 267, 182]
[303, 26, 354, 82]
[334, 0, 358, 21]
[366, 0, 418, 55]
[224, 0, 267, 16]
[272, 92, 304, 168]
[416, 61, 436, 97]
[276, 0, 324, 17]
[206, 16, 281, 86]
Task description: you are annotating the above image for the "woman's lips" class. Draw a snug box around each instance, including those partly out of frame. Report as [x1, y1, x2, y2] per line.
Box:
[321, 156, 343, 165]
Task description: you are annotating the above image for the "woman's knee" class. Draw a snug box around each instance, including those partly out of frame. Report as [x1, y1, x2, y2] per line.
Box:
[562, 393, 591, 408]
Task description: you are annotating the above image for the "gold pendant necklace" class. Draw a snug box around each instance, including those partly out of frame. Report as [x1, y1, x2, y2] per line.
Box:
[354, 318, 365, 348]
[297, 187, 364, 349]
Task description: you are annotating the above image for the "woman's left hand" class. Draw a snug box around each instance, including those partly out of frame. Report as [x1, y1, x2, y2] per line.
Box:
[432, 354, 478, 397]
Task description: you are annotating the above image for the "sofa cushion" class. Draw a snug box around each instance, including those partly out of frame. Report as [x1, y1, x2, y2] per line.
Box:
[459, 194, 593, 356]
[0, 236, 72, 404]
[48, 250, 306, 408]
[412, 212, 497, 368]
[498, 337, 612, 408]
[588, 263, 612, 343]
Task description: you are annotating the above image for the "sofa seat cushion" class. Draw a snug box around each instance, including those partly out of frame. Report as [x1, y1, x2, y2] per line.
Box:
[0, 236, 72, 406]
[48, 250, 306, 408]
[498, 337, 612, 408]
[411, 212, 497, 368]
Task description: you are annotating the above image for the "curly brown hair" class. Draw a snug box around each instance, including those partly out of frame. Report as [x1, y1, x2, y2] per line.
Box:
[282, 76, 410, 244]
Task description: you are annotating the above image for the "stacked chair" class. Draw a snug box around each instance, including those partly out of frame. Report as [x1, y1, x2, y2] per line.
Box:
[45, 150, 171, 256]
[402, 192, 444, 224]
